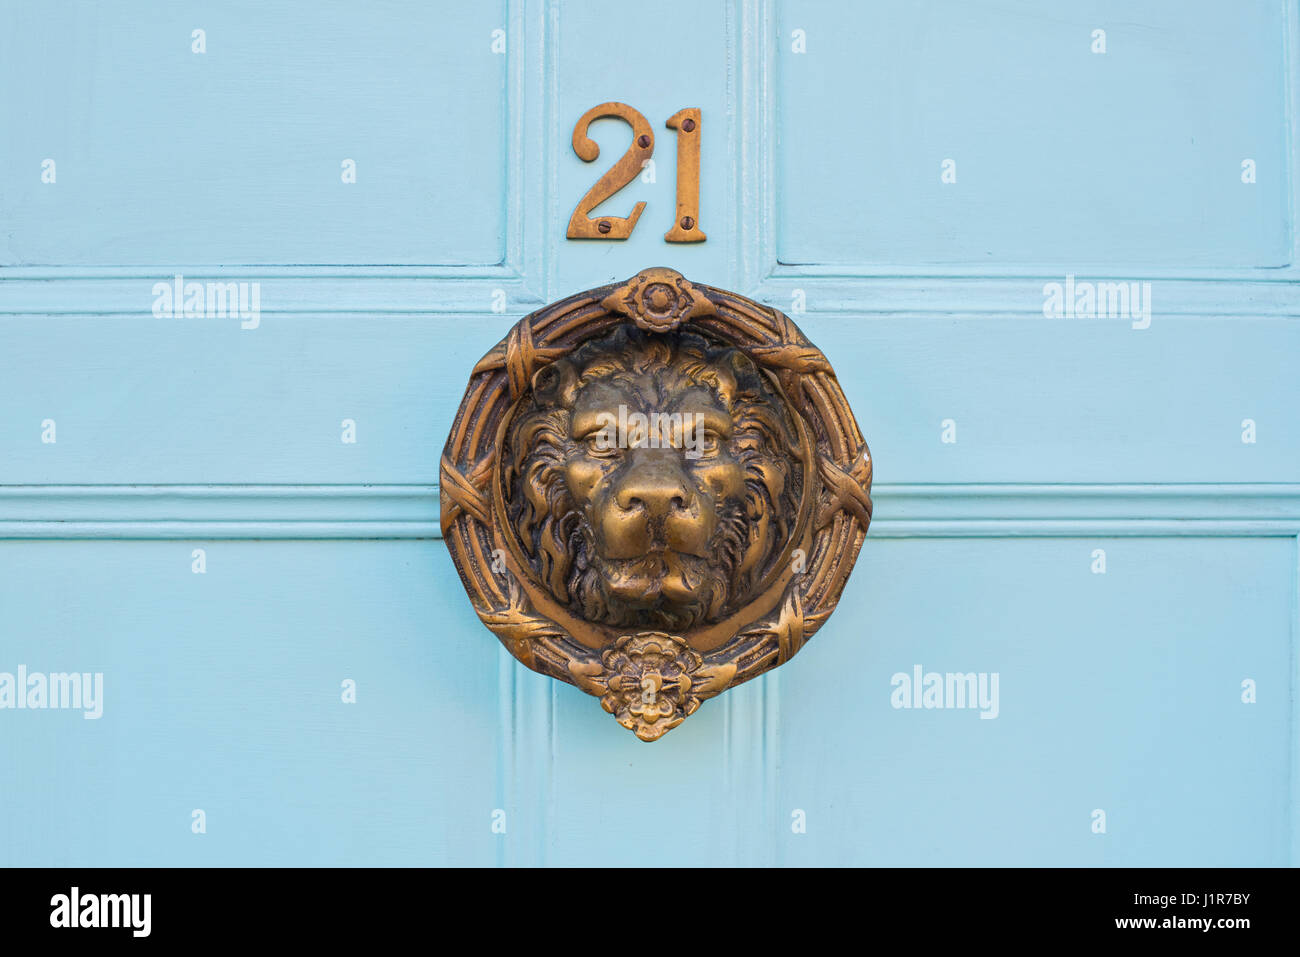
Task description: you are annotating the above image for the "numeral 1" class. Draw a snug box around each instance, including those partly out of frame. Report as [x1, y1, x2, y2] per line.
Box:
[663, 108, 704, 243]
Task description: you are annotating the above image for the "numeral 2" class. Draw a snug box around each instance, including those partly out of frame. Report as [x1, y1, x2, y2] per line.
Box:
[566, 102, 653, 240]
[567, 102, 704, 243]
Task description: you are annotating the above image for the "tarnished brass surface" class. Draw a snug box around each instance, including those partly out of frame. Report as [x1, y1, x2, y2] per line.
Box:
[663, 108, 704, 243]
[566, 102, 652, 240]
[442, 268, 872, 740]
[566, 102, 707, 243]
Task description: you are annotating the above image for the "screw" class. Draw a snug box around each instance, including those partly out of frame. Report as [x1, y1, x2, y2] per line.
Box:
[597, 220, 612, 234]
[681, 118, 696, 133]
[680, 216, 695, 230]
[637, 134, 651, 148]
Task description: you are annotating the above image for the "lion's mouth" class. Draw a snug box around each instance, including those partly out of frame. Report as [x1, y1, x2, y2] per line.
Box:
[601, 550, 700, 591]
[591, 547, 715, 618]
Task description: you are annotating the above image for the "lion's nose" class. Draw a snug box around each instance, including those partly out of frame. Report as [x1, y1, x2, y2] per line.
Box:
[615, 466, 694, 519]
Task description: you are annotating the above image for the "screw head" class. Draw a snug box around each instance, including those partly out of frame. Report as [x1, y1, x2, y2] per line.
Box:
[597, 220, 612, 234]
[637, 134, 651, 148]
[680, 216, 695, 231]
[681, 118, 696, 133]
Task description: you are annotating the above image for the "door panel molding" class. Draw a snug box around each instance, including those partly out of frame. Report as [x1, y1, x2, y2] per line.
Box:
[4, 483, 1300, 539]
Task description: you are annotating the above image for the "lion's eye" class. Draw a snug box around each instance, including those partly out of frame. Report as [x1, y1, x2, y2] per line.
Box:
[584, 433, 620, 458]
[697, 430, 721, 456]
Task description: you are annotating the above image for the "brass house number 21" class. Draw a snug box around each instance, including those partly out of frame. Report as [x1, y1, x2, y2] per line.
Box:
[567, 102, 704, 243]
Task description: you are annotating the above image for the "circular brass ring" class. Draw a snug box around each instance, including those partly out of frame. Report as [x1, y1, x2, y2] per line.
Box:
[441, 268, 872, 740]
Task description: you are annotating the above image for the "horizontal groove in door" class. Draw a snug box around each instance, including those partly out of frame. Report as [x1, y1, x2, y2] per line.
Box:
[1, 484, 1298, 539]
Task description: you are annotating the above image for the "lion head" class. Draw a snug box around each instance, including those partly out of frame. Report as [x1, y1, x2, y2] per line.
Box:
[503, 327, 804, 633]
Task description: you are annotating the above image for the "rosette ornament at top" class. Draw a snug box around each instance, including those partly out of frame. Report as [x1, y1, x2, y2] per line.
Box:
[601, 268, 716, 332]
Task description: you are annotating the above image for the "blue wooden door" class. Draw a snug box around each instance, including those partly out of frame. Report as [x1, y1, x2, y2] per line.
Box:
[1, 0, 1296, 866]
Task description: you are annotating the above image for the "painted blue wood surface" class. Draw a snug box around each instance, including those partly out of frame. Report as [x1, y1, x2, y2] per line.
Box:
[1, 0, 1297, 866]
[776, 0, 1291, 269]
[0, 0, 508, 266]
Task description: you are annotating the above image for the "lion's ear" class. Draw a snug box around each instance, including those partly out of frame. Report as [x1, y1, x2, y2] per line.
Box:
[708, 349, 761, 407]
[531, 359, 576, 406]
[726, 350, 763, 390]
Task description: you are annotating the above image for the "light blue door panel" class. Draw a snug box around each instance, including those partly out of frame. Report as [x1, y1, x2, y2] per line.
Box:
[777, 0, 1291, 269]
[0, 0, 508, 266]
[0, 317, 1295, 485]
[0, 541, 498, 867]
[775, 538, 1294, 867]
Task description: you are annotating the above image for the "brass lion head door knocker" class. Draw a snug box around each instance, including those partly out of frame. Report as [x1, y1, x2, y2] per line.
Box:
[442, 268, 872, 740]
